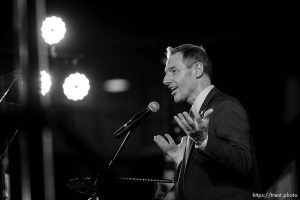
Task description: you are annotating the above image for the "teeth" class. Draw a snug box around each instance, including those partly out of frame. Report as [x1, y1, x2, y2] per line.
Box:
[169, 86, 177, 91]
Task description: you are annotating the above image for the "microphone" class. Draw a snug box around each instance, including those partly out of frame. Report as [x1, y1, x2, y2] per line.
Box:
[114, 101, 160, 139]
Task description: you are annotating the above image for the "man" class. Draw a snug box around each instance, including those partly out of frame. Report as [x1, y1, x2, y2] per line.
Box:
[153, 44, 259, 200]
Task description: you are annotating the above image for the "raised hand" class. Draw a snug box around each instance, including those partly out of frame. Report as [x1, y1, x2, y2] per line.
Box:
[174, 108, 214, 146]
[153, 134, 187, 166]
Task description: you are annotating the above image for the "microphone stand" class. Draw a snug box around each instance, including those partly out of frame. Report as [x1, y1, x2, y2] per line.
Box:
[95, 128, 136, 200]
[66, 103, 173, 199]
[91, 127, 175, 200]
[0, 74, 20, 158]
[0, 74, 19, 104]
[0, 74, 20, 200]
[107, 129, 134, 171]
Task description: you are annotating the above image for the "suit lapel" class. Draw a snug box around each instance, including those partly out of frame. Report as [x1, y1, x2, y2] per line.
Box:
[199, 87, 220, 115]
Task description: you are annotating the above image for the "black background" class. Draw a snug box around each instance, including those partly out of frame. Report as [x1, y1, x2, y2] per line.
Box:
[1, 1, 298, 199]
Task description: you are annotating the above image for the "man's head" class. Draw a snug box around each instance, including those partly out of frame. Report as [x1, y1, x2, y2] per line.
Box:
[163, 44, 212, 104]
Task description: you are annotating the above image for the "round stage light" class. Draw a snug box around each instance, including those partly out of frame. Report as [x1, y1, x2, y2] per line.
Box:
[41, 16, 66, 45]
[62, 73, 90, 101]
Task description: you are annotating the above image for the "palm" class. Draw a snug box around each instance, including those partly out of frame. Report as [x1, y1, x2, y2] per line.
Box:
[189, 109, 213, 142]
[193, 117, 209, 137]
[154, 134, 187, 165]
[165, 139, 186, 160]
[174, 109, 214, 144]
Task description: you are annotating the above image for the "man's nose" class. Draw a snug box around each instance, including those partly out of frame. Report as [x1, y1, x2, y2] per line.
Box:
[163, 74, 170, 86]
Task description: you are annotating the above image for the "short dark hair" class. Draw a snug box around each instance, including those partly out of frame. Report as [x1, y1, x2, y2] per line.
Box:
[166, 44, 212, 78]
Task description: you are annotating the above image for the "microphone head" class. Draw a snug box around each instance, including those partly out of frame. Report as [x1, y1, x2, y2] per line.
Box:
[148, 101, 160, 112]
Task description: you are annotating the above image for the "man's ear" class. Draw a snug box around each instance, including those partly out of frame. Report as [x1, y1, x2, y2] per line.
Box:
[193, 62, 204, 78]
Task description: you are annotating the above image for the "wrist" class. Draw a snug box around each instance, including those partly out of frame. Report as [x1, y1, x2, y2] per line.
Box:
[195, 135, 208, 146]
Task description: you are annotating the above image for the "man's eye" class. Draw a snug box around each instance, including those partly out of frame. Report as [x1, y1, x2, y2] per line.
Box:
[172, 69, 177, 73]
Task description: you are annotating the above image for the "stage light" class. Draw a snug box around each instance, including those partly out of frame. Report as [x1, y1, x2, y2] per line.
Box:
[62, 73, 90, 101]
[103, 79, 130, 93]
[41, 16, 66, 45]
[40, 70, 52, 96]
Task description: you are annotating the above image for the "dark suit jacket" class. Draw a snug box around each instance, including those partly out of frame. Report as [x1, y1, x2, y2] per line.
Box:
[175, 87, 260, 200]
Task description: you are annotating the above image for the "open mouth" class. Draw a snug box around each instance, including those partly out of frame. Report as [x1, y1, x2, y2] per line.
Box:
[169, 86, 178, 95]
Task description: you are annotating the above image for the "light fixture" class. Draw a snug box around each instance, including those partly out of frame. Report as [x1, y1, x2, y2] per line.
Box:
[41, 16, 66, 45]
[62, 72, 90, 101]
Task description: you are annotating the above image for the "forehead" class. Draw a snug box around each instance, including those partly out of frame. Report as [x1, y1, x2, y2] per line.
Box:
[165, 52, 185, 71]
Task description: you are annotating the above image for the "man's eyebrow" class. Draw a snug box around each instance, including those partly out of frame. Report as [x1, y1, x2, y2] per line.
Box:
[165, 66, 176, 73]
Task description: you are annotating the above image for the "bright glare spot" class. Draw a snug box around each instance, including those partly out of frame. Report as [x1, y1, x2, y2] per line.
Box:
[103, 79, 130, 93]
[41, 16, 66, 45]
[40, 70, 52, 96]
[63, 73, 90, 101]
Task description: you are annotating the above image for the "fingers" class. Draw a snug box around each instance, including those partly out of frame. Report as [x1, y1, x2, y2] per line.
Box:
[153, 135, 168, 145]
[153, 134, 174, 145]
[174, 115, 189, 134]
[164, 134, 175, 145]
[182, 112, 194, 128]
[174, 112, 194, 133]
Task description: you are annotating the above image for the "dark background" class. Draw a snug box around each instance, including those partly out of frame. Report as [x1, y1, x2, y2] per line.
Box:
[1, 1, 298, 199]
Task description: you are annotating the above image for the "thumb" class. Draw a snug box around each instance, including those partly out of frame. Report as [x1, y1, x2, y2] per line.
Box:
[203, 108, 214, 120]
[179, 136, 187, 145]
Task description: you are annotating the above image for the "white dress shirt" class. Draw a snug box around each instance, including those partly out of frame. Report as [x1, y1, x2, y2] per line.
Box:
[190, 85, 214, 150]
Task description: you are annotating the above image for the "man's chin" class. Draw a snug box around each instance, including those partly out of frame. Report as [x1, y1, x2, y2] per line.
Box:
[173, 95, 183, 103]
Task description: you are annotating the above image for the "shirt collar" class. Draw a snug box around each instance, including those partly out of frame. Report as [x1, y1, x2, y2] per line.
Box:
[191, 85, 214, 113]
